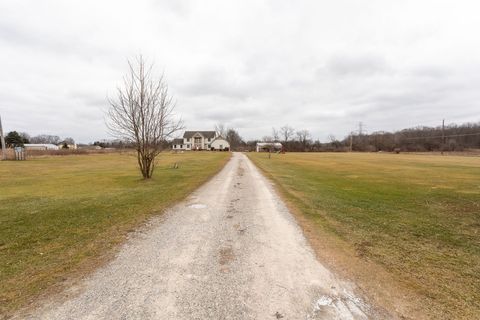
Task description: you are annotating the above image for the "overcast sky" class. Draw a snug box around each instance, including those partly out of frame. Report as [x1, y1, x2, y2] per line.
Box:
[1, 0, 479, 143]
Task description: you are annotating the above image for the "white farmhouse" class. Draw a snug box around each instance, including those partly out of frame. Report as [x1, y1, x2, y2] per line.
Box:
[172, 131, 230, 151]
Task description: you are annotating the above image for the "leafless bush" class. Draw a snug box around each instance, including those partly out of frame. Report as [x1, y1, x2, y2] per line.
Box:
[106, 56, 183, 179]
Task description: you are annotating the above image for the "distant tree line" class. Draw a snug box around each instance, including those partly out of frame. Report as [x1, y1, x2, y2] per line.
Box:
[342, 122, 480, 152]
[221, 122, 480, 152]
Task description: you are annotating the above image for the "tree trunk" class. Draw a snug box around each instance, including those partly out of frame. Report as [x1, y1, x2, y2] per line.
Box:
[137, 150, 154, 179]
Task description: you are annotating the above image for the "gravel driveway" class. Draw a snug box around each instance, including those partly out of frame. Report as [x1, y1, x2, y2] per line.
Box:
[23, 153, 373, 319]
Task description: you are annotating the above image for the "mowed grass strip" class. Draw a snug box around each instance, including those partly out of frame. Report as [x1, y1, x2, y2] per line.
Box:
[0, 151, 230, 317]
[248, 152, 480, 319]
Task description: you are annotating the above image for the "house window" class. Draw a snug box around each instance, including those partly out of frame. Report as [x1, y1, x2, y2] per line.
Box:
[208, 138, 211, 142]
[180, 144, 183, 148]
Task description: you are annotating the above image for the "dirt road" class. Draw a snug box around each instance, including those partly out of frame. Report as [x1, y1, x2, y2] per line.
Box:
[24, 153, 373, 319]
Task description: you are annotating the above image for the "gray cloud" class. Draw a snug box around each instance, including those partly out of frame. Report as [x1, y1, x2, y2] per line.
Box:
[323, 54, 390, 77]
[177, 66, 250, 100]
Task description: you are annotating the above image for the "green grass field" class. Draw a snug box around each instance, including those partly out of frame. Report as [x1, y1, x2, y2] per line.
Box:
[0, 151, 230, 317]
[248, 152, 479, 319]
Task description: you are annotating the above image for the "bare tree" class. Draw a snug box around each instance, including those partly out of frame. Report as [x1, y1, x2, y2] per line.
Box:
[296, 129, 311, 151]
[106, 56, 183, 179]
[19, 132, 30, 143]
[328, 134, 342, 149]
[280, 125, 295, 143]
[225, 128, 244, 150]
[214, 124, 245, 150]
[215, 123, 227, 137]
[30, 134, 61, 144]
[63, 137, 75, 145]
[328, 134, 337, 143]
[272, 127, 280, 142]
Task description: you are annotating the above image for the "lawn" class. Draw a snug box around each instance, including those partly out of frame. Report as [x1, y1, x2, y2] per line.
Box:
[248, 152, 480, 319]
[0, 151, 230, 317]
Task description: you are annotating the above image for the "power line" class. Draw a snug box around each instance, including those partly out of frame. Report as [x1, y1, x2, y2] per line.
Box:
[351, 120, 480, 140]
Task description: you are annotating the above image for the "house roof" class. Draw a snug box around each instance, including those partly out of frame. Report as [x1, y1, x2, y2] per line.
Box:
[172, 138, 183, 144]
[183, 131, 216, 139]
[24, 144, 59, 148]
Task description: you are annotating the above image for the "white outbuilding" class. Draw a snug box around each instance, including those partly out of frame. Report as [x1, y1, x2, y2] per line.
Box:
[256, 142, 283, 152]
[210, 137, 230, 151]
[24, 144, 60, 150]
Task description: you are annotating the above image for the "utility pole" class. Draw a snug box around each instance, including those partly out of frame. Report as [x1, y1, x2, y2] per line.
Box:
[357, 122, 364, 151]
[0, 115, 6, 160]
[441, 119, 445, 155]
[349, 132, 353, 152]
